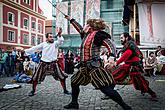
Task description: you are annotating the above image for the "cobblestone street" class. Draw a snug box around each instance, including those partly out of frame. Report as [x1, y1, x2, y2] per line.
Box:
[0, 74, 165, 110]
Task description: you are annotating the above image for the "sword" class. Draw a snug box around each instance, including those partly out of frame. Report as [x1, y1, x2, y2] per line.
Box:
[47, 0, 67, 17]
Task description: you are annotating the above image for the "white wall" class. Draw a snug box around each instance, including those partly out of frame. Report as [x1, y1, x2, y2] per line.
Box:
[138, 3, 165, 47]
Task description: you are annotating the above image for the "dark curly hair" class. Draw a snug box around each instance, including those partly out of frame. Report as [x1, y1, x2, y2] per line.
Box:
[122, 32, 134, 41]
[87, 19, 106, 31]
[45, 32, 52, 38]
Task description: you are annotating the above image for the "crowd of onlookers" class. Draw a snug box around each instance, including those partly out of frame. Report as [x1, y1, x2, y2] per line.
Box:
[0, 47, 42, 82]
[0, 46, 164, 82]
[0, 48, 80, 82]
[143, 46, 165, 76]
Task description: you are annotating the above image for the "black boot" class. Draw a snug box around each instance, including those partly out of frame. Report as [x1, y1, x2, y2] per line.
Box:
[64, 85, 80, 109]
[148, 88, 158, 101]
[28, 90, 35, 96]
[122, 103, 132, 110]
[100, 86, 132, 110]
[64, 102, 79, 109]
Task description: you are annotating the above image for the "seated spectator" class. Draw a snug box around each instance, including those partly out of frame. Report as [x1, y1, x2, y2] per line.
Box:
[155, 45, 162, 57]
[12, 72, 31, 83]
[144, 52, 157, 76]
[28, 58, 35, 75]
[23, 57, 30, 73]
[157, 49, 165, 74]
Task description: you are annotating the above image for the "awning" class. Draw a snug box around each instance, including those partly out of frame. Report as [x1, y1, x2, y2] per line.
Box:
[15, 46, 24, 50]
[60, 34, 81, 48]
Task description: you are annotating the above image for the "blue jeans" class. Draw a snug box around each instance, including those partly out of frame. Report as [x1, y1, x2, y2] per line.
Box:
[0, 63, 7, 76]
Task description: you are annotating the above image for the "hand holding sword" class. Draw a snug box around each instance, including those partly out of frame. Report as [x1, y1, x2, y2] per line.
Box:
[64, 15, 71, 20]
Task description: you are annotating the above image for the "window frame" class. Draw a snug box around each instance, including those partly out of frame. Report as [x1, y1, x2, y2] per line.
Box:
[31, 35, 36, 45]
[23, 18, 29, 29]
[37, 36, 42, 44]
[23, 33, 29, 45]
[23, 0, 30, 5]
[7, 30, 15, 42]
[8, 12, 15, 23]
[38, 23, 42, 33]
[31, 21, 36, 29]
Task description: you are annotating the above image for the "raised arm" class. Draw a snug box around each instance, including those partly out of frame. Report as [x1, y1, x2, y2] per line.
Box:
[54, 36, 64, 47]
[65, 15, 84, 39]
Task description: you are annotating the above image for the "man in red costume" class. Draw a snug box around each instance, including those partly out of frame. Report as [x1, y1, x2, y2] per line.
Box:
[113, 32, 158, 101]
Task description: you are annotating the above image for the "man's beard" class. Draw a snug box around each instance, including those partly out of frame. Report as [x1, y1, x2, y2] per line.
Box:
[121, 40, 126, 45]
[48, 39, 54, 43]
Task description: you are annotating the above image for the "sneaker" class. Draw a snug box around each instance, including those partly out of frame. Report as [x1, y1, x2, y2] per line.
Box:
[64, 90, 71, 95]
[64, 102, 79, 109]
[28, 91, 35, 96]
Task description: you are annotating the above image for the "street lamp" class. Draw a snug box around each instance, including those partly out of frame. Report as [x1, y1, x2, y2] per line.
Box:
[52, 0, 56, 38]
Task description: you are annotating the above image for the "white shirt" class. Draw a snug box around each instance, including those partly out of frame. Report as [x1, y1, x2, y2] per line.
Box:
[25, 36, 64, 62]
[157, 55, 165, 64]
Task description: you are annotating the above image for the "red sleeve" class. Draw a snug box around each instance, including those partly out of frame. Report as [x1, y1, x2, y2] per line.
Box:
[116, 49, 132, 65]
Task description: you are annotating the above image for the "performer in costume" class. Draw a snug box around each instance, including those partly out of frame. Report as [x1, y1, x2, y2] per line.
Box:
[57, 49, 65, 72]
[111, 32, 158, 101]
[64, 16, 132, 110]
[25, 30, 70, 96]
[57, 28, 65, 72]
[65, 49, 74, 74]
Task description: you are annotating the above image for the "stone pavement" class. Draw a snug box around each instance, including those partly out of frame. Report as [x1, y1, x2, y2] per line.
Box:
[0, 74, 165, 110]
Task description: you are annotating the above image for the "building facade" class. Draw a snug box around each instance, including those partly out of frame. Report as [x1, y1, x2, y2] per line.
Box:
[0, 0, 46, 50]
[45, 20, 53, 34]
[54, 0, 126, 54]
[55, 0, 165, 57]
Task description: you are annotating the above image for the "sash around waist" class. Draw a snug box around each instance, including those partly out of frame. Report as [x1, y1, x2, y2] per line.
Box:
[41, 60, 57, 64]
[125, 61, 141, 66]
[80, 57, 102, 67]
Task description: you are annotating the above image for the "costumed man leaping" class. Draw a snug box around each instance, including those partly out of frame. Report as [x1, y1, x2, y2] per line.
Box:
[25, 28, 70, 96]
[64, 16, 132, 110]
[107, 32, 158, 101]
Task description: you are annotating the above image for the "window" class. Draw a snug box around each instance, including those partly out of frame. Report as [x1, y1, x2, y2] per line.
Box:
[24, 18, 29, 29]
[32, 21, 36, 29]
[37, 37, 42, 44]
[23, 34, 29, 45]
[12, 0, 17, 2]
[8, 30, 15, 42]
[31, 36, 36, 45]
[38, 23, 42, 33]
[8, 12, 14, 23]
[107, 0, 113, 9]
[24, 0, 30, 5]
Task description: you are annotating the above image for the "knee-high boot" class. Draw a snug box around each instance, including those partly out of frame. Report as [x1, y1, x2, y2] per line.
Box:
[100, 86, 132, 110]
